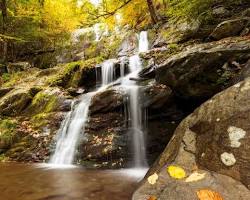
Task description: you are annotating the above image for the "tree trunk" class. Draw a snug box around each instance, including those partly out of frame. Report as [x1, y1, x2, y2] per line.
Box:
[0, 0, 8, 61]
[146, 0, 158, 24]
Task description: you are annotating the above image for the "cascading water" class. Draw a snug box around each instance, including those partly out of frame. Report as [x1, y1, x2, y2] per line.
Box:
[50, 31, 149, 168]
[101, 59, 116, 86]
[118, 31, 149, 168]
[50, 93, 94, 165]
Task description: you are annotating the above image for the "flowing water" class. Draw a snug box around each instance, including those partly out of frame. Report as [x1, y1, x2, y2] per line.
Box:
[50, 93, 94, 165]
[50, 31, 149, 168]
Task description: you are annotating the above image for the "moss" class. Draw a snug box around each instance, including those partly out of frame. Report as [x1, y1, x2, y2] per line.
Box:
[28, 91, 59, 115]
[47, 61, 82, 87]
[30, 113, 54, 129]
[1, 73, 11, 82]
[0, 119, 18, 149]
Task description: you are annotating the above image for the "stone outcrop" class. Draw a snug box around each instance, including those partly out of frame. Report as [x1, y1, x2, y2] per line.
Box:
[133, 78, 250, 200]
[155, 37, 250, 100]
[209, 17, 250, 40]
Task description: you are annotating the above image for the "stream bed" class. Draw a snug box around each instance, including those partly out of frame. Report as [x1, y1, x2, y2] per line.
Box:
[0, 163, 147, 200]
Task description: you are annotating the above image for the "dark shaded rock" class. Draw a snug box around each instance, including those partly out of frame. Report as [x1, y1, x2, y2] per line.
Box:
[242, 8, 250, 17]
[0, 64, 7, 75]
[133, 78, 250, 200]
[0, 89, 32, 116]
[89, 89, 124, 114]
[209, 18, 250, 41]
[78, 112, 128, 168]
[0, 87, 13, 98]
[142, 83, 172, 109]
[7, 62, 31, 74]
[138, 64, 156, 79]
[156, 38, 250, 100]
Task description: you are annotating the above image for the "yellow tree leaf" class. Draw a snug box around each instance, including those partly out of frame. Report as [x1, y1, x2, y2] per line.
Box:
[185, 172, 206, 182]
[167, 165, 186, 179]
[197, 189, 224, 200]
[147, 173, 158, 185]
[148, 196, 157, 200]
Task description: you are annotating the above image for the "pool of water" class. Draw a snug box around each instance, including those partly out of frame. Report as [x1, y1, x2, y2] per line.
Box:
[0, 163, 147, 200]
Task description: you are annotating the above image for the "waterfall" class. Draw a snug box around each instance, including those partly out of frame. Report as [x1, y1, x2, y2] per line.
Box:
[50, 31, 149, 167]
[119, 32, 149, 168]
[50, 93, 94, 165]
[101, 60, 116, 86]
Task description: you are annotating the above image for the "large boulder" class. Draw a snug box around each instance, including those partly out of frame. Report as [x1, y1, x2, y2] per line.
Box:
[209, 17, 250, 40]
[7, 62, 31, 74]
[155, 37, 250, 100]
[133, 78, 250, 200]
[0, 88, 32, 116]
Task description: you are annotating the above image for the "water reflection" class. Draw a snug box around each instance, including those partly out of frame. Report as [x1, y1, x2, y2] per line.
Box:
[0, 163, 147, 200]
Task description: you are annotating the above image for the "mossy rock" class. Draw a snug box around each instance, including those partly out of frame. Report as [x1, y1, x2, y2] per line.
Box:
[0, 88, 33, 116]
[0, 119, 18, 150]
[25, 88, 69, 115]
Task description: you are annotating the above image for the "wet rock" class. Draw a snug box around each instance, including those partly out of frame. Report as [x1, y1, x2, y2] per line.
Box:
[78, 112, 128, 168]
[155, 38, 250, 100]
[142, 83, 172, 109]
[209, 17, 250, 41]
[133, 78, 250, 200]
[0, 87, 14, 98]
[0, 64, 7, 75]
[89, 89, 124, 114]
[7, 62, 31, 74]
[0, 88, 32, 116]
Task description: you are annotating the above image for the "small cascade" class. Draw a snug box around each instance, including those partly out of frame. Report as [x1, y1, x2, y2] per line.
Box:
[50, 93, 94, 165]
[50, 30, 149, 168]
[101, 60, 116, 86]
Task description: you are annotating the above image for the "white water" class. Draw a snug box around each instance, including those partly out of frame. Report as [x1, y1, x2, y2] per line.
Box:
[101, 59, 116, 86]
[50, 31, 149, 168]
[50, 93, 94, 165]
[119, 31, 149, 167]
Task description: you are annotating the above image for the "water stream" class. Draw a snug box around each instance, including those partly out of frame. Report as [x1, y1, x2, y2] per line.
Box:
[50, 31, 149, 168]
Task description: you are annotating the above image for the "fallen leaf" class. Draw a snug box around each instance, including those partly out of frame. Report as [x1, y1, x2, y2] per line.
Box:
[148, 196, 157, 200]
[147, 173, 158, 185]
[185, 172, 206, 182]
[197, 189, 224, 200]
[167, 165, 186, 179]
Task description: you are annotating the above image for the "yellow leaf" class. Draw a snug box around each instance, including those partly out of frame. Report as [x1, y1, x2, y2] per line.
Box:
[148, 196, 157, 200]
[167, 165, 186, 179]
[147, 173, 158, 185]
[197, 189, 224, 200]
[185, 172, 206, 182]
